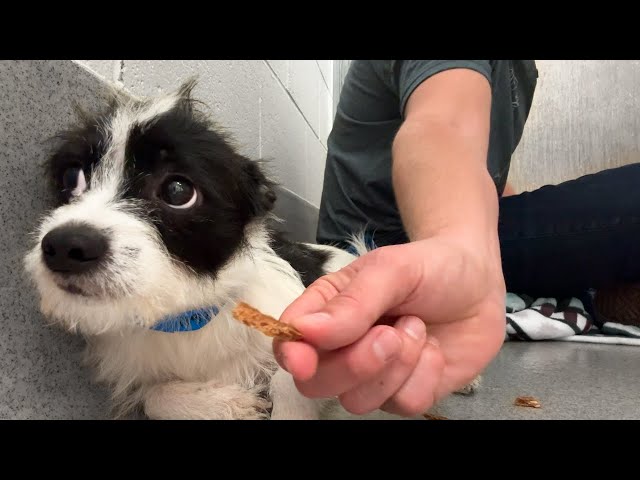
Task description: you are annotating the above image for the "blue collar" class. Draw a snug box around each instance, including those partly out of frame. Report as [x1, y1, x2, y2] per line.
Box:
[150, 306, 220, 333]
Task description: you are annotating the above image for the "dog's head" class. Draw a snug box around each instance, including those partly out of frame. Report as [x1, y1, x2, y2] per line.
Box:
[24, 79, 277, 334]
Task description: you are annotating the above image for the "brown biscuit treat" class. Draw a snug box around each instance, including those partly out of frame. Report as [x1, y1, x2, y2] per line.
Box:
[514, 396, 541, 408]
[232, 302, 303, 341]
[423, 413, 449, 420]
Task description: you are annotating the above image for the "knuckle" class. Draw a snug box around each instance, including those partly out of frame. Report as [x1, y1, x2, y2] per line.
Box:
[307, 277, 341, 304]
[295, 381, 324, 399]
[341, 386, 379, 416]
[344, 330, 392, 379]
[306, 267, 362, 305]
[395, 339, 424, 368]
[364, 245, 395, 265]
[395, 393, 432, 417]
[341, 399, 375, 416]
[334, 290, 366, 315]
[310, 266, 357, 292]
[344, 352, 380, 381]
[339, 388, 380, 416]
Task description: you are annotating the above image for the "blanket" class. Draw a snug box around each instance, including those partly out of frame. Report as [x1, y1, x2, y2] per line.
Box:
[505, 292, 640, 346]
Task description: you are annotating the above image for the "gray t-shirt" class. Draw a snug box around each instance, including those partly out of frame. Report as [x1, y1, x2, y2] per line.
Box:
[316, 60, 539, 248]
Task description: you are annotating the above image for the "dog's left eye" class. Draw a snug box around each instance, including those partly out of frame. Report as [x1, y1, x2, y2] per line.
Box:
[62, 167, 87, 197]
[161, 176, 198, 209]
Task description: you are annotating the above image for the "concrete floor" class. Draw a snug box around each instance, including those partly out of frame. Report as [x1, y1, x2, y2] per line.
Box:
[431, 342, 639, 420]
[340, 341, 640, 421]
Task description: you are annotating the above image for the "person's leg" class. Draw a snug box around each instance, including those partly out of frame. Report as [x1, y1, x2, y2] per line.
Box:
[499, 163, 640, 299]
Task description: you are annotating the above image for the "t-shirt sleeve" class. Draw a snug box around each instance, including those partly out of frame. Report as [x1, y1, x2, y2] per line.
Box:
[394, 60, 493, 117]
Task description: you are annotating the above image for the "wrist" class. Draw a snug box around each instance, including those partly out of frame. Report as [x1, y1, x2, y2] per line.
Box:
[416, 228, 505, 293]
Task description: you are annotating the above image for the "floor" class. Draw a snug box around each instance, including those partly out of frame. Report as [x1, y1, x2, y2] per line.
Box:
[333, 341, 640, 420]
[3, 314, 638, 420]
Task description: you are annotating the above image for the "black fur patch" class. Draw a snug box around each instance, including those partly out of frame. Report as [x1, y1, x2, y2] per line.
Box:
[121, 91, 276, 275]
[269, 232, 331, 287]
[45, 103, 115, 204]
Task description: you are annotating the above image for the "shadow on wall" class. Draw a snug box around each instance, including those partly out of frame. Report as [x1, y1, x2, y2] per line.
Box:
[509, 60, 640, 193]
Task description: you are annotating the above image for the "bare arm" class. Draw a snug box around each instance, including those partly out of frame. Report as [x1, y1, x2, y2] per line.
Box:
[276, 67, 508, 417]
[392, 69, 502, 270]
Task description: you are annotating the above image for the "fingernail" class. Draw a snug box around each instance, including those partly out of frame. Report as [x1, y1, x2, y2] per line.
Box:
[372, 329, 401, 362]
[294, 312, 332, 329]
[398, 316, 426, 341]
[427, 335, 440, 348]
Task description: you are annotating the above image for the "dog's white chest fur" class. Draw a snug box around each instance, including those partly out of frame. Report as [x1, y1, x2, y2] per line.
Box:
[80, 237, 324, 419]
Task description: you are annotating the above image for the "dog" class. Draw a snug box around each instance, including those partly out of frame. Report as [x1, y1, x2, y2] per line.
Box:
[24, 78, 478, 420]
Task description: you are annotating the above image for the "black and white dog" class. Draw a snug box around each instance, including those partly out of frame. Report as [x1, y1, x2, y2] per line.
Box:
[24, 78, 361, 420]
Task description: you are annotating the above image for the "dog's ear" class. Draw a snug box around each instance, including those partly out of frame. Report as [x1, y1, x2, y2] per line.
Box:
[243, 160, 277, 215]
[171, 76, 204, 118]
[176, 76, 199, 101]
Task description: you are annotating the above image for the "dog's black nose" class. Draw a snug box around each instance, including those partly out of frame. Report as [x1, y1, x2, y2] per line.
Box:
[41, 224, 108, 274]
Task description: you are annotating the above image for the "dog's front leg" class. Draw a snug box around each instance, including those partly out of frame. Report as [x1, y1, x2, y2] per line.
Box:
[143, 381, 271, 420]
[269, 367, 331, 420]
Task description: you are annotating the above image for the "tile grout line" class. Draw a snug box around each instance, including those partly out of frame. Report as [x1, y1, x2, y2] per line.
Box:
[315, 60, 330, 92]
[263, 60, 323, 144]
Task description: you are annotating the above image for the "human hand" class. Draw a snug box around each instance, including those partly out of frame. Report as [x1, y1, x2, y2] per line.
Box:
[273, 236, 506, 417]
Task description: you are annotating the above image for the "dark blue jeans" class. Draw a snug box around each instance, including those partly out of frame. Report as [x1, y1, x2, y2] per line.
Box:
[499, 163, 640, 299]
[340, 163, 640, 301]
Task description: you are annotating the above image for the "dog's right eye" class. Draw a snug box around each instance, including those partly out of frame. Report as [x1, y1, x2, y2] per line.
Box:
[160, 176, 198, 209]
[62, 167, 87, 197]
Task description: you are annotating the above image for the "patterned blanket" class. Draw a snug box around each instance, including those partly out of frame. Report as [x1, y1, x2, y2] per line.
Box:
[505, 292, 640, 346]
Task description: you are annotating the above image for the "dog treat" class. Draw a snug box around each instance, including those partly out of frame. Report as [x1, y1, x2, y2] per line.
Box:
[514, 396, 541, 408]
[232, 302, 303, 341]
[423, 413, 449, 420]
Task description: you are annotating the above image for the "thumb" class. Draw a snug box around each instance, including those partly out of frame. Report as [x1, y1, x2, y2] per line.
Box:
[281, 248, 422, 350]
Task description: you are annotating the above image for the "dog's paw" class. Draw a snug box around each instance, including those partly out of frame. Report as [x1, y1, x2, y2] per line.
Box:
[228, 387, 272, 420]
[268, 367, 325, 420]
[144, 381, 271, 420]
[454, 375, 482, 395]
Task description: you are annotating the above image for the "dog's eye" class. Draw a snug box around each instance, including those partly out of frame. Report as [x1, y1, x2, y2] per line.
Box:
[62, 167, 87, 197]
[161, 176, 197, 209]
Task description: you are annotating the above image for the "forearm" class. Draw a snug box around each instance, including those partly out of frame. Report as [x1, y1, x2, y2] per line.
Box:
[392, 120, 501, 263]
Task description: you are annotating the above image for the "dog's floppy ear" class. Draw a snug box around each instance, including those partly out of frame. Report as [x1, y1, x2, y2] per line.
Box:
[243, 159, 277, 215]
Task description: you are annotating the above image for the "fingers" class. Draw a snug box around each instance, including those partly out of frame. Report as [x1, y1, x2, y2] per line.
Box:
[380, 336, 445, 417]
[293, 316, 427, 405]
[283, 248, 423, 351]
[273, 340, 319, 382]
[338, 316, 427, 415]
[278, 265, 358, 327]
[291, 324, 402, 398]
